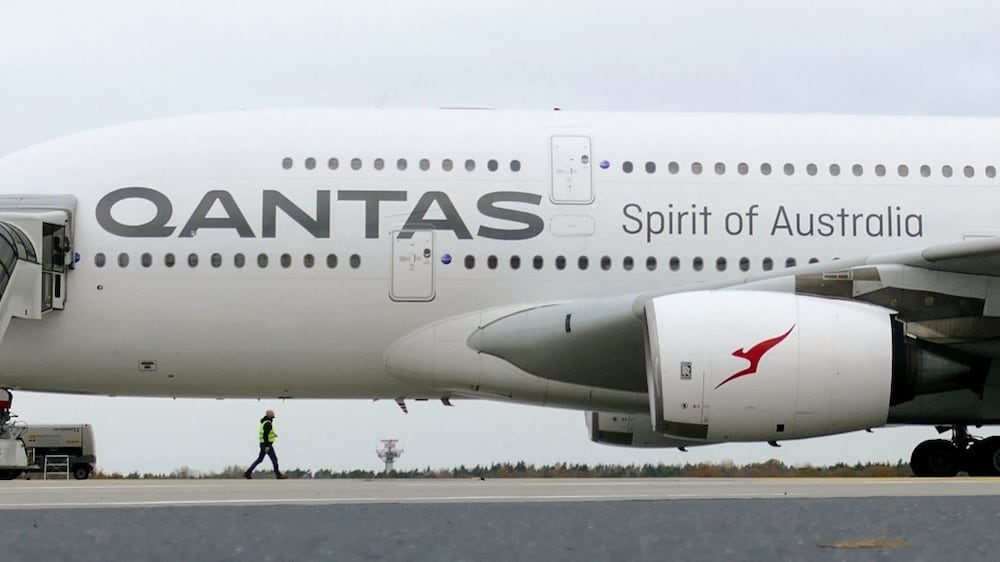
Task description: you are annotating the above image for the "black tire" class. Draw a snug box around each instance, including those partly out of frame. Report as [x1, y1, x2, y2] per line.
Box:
[911, 439, 961, 477]
[0, 469, 23, 480]
[967, 437, 1000, 477]
[72, 465, 92, 480]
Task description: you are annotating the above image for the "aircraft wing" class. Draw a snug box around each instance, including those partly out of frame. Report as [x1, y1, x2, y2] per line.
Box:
[868, 236, 1000, 276]
[459, 237, 1000, 398]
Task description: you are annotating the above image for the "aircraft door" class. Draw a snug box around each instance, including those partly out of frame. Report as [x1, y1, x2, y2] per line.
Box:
[390, 230, 435, 302]
[550, 136, 593, 204]
[42, 222, 69, 311]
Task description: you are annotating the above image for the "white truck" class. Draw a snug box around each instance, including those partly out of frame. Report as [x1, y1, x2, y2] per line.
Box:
[21, 424, 98, 480]
[1, 390, 97, 480]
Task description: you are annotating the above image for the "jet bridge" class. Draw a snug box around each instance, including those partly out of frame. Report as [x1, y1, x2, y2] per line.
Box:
[0, 195, 75, 342]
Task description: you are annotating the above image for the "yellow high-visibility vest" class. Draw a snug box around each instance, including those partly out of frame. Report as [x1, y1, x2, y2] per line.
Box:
[258, 419, 277, 444]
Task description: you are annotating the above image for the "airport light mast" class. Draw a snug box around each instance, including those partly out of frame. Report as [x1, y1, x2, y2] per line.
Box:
[376, 439, 403, 473]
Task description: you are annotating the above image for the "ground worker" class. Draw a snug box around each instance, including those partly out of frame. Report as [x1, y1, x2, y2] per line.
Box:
[244, 409, 287, 479]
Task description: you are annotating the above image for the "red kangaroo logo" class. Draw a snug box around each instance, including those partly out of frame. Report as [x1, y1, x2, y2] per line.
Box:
[714, 325, 795, 390]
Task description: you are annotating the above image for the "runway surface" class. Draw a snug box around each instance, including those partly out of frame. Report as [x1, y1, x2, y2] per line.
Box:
[1, 478, 999, 561]
[1, 476, 1000, 508]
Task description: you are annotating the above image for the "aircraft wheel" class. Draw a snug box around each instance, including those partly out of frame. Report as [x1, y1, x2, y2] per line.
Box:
[967, 437, 1000, 477]
[911, 439, 961, 477]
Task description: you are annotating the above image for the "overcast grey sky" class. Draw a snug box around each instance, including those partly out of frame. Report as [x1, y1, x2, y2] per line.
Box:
[2, 1, 1000, 474]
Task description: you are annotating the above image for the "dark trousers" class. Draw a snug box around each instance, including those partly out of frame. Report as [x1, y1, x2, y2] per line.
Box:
[246, 443, 280, 475]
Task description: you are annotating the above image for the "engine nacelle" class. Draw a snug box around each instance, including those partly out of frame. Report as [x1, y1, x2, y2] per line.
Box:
[586, 411, 701, 448]
[645, 291, 895, 442]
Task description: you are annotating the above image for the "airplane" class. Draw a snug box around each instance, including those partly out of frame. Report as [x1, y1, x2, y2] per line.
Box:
[0, 107, 999, 479]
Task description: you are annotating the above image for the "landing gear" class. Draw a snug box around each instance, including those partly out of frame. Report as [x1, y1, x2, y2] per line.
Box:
[911, 426, 1000, 477]
[967, 436, 1000, 476]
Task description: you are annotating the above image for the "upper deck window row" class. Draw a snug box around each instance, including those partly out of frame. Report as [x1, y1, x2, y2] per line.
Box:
[617, 160, 997, 180]
[282, 157, 522, 173]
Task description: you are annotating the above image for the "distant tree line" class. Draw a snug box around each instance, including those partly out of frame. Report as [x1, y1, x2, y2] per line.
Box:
[91, 459, 913, 479]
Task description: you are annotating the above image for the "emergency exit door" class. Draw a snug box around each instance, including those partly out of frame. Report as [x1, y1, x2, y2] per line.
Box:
[390, 230, 435, 302]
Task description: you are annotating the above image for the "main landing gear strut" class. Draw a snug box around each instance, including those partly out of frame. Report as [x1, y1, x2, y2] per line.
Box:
[910, 426, 1000, 477]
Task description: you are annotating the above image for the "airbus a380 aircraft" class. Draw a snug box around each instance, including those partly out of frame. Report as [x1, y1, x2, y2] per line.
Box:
[0, 108, 999, 477]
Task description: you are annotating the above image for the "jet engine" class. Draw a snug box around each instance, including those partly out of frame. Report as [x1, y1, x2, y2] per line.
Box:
[644, 291, 984, 443]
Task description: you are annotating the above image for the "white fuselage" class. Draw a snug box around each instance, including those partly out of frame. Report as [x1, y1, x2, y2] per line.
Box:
[0, 109, 997, 412]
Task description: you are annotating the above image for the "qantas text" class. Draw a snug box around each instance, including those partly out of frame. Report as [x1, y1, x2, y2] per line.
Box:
[96, 188, 543, 240]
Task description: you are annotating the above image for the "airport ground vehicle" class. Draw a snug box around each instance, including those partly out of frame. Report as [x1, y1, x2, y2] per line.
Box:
[20, 424, 97, 480]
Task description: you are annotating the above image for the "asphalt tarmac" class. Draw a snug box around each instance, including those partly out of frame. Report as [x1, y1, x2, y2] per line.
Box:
[1, 478, 998, 561]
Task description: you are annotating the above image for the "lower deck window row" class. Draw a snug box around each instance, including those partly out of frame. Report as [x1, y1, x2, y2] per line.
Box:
[93, 252, 362, 269]
[461, 254, 820, 272]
